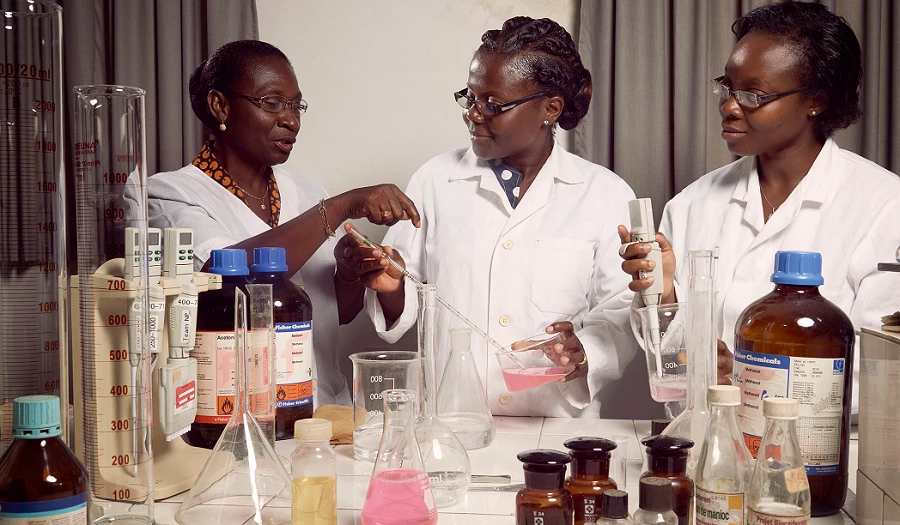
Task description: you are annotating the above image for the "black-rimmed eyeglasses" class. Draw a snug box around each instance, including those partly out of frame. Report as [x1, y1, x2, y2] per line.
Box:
[712, 76, 808, 109]
[229, 92, 308, 118]
[454, 88, 548, 118]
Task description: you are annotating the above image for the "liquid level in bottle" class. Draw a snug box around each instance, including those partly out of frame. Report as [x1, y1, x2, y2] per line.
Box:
[292, 476, 336, 525]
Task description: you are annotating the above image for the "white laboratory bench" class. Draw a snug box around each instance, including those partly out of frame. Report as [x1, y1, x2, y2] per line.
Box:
[146, 416, 858, 524]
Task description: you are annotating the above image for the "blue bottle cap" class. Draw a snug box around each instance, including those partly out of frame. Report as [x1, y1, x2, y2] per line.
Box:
[251, 247, 288, 273]
[209, 249, 249, 276]
[13, 395, 61, 439]
[771, 251, 824, 286]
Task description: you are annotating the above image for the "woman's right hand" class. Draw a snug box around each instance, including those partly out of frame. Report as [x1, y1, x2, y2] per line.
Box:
[616, 225, 677, 304]
[330, 184, 421, 228]
[335, 224, 406, 294]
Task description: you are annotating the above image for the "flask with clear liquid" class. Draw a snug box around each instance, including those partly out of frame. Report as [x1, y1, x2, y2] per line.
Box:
[415, 284, 471, 507]
[436, 328, 494, 449]
[695, 385, 752, 525]
[746, 398, 810, 525]
[362, 389, 438, 525]
[291, 418, 336, 525]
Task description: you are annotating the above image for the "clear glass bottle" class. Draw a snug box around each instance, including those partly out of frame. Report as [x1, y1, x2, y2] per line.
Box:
[0, 395, 88, 524]
[734, 251, 853, 516]
[436, 328, 494, 449]
[564, 436, 618, 525]
[291, 418, 336, 525]
[695, 385, 752, 525]
[640, 435, 694, 525]
[598, 489, 632, 525]
[634, 477, 678, 525]
[362, 389, 437, 525]
[516, 449, 574, 525]
[746, 398, 811, 525]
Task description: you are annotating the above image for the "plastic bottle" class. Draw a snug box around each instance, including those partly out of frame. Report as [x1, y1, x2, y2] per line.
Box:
[746, 398, 811, 525]
[597, 489, 632, 525]
[695, 385, 753, 525]
[0, 395, 88, 524]
[633, 477, 678, 525]
[250, 247, 314, 440]
[564, 436, 618, 525]
[733, 251, 853, 516]
[183, 248, 249, 449]
[516, 449, 574, 525]
[291, 418, 336, 525]
[436, 328, 494, 449]
[640, 435, 694, 525]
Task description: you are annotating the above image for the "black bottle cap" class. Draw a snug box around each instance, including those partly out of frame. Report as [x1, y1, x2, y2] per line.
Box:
[641, 435, 693, 457]
[517, 449, 572, 472]
[601, 489, 629, 519]
[651, 419, 671, 436]
[639, 477, 673, 512]
[563, 436, 617, 457]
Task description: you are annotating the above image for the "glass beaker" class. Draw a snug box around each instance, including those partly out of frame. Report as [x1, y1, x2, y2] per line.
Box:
[436, 328, 494, 449]
[0, 0, 68, 454]
[495, 332, 572, 392]
[416, 284, 470, 507]
[637, 303, 687, 402]
[73, 85, 153, 523]
[362, 389, 437, 525]
[349, 351, 420, 461]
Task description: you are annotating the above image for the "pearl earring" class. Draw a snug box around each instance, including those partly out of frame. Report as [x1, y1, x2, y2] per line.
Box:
[543, 120, 549, 126]
[219, 121, 227, 131]
[810, 110, 817, 116]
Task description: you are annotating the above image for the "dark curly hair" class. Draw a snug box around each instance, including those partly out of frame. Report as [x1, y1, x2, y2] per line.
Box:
[188, 40, 292, 131]
[478, 17, 592, 131]
[732, 1, 862, 139]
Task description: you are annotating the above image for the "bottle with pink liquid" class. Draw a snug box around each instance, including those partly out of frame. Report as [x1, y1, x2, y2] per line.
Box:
[361, 389, 438, 525]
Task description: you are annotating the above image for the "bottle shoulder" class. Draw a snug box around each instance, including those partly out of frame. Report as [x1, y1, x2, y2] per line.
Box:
[0, 438, 87, 500]
[735, 290, 854, 348]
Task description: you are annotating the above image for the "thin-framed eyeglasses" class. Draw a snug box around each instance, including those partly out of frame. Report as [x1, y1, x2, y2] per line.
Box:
[712, 76, 809, 109]
[454, 88, 548, 118]
[229, 92, 308, 118]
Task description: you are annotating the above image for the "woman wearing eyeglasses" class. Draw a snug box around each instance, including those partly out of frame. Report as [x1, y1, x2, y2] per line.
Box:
[338, 17, 637, 418]
[144, 40, 420, 406]
[619, 2, 900, 409]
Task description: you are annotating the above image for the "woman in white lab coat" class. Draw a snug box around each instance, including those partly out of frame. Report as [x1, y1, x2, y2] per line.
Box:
[338, 17, 638, 418]
[619, 2, 900, 410]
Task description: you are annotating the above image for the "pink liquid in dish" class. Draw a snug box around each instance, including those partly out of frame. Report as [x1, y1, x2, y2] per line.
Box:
[501, 367, 568, 392]
[361, 469, 438, 525]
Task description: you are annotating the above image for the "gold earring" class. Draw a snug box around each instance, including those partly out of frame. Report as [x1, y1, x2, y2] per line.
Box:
[219, 121, 227, 131]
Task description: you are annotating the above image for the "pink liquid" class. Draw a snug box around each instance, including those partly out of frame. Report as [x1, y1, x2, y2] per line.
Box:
[361, 469, 438, 525]
[501, 367, 568, 392]
[649, 382, 687, 402]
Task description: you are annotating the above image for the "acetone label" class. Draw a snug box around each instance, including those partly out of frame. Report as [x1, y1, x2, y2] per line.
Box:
[733, 348, 844, 475]
[193, 331, 236, 424]
[0, 493, 87, 524]
[275, 321, 314, 408]
[695, 488, 743, 525]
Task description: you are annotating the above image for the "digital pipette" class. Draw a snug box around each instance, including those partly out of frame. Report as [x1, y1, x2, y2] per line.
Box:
[347, 225, 505, 351]
[627, 199, 665, 377]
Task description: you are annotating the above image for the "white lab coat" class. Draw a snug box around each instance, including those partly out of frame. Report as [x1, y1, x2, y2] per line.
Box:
[634, 138, 900, 413]
[366, 144, 638, 418]
[144, 164, 350, 406]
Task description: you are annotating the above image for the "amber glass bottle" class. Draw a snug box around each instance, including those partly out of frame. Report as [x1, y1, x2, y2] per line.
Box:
[564, 437, 618, 525]
[0, 396, 88, 523]
[734, 251, 853, 517]
[250, 247, 314, 440]
[640, 435, 694, 525]
[516, 449, 574, 525]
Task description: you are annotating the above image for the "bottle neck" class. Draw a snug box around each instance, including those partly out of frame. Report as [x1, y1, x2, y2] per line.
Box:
[647, 454, 687, 475]
[773, 283, 820, 296]
[251, 271, 284, 282]
[524, 470, 567, 490]
[571, 456, 611, 479]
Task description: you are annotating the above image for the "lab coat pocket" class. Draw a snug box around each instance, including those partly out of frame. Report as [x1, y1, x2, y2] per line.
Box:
[531, 237, 594, 316]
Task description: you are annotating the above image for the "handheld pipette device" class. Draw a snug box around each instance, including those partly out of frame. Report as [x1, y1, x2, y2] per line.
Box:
[627, 199, 665, 375]
[346, 225, 505, 351]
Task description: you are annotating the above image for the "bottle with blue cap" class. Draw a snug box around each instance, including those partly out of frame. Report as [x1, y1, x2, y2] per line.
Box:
[733, 251, 854, 517]
[182, 248, 250, 449]
[250, 247, 314, 439]
[0, 395, 88, 524]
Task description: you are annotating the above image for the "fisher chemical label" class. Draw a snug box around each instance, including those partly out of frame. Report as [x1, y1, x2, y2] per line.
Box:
[746, 508, 809, 525]
[275, 321, 314, 408]
[0, 493, 87, 524]
[733, 348, 844, 475]
[193, 331, 235, 424]
[695, 488, 743, 525]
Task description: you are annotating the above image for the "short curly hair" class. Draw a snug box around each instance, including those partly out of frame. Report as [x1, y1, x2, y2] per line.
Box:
[188, 40, 292, 131]
[478, 16, 592, 131]
[732, 1, 862, 138]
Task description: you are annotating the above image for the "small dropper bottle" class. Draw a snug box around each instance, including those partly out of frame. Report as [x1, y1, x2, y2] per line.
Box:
[598, 489, 632, 525]
[291, 418, 336, 525]
[634, 477, 678, 525]
[516, 449, 574, 525]
[564, 436, 618, 525]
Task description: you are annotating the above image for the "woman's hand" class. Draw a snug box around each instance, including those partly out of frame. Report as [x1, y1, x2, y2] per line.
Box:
[717, 339, 734, 385]
[617, 226, 677, 305]
[335, 223, 405, 294]
[330, 184, 421, 227]
[545, 322, 588, 383]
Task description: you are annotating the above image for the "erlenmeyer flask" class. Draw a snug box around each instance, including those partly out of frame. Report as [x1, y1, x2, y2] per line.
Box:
[415, 285, 471, 507]
[436, 328, 494, 449]
[175, 288, 291, 525]
[661, 250, 717, 477]
[362, 389, 437, 525]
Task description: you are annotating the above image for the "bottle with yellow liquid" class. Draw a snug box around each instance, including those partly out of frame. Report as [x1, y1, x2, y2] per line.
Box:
[291, 418, 337, 525]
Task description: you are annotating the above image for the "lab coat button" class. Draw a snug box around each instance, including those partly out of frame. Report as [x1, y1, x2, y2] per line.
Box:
[502, 239, 514, 250]
[499, 315, 511, 327]
[499, 393, 512, 404]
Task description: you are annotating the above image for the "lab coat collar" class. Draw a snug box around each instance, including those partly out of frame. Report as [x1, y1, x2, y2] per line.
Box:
[731, 138, 837, 206]
[448, 140, 585, 185]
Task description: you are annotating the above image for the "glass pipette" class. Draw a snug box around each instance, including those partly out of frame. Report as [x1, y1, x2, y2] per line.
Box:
[347, 225, 505, 351]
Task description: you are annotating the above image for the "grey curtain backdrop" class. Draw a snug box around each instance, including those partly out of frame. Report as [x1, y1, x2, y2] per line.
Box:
[576, 0, 900, 224]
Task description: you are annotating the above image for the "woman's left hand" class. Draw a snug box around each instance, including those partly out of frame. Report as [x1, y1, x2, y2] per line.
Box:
[545, 321, 588, 382]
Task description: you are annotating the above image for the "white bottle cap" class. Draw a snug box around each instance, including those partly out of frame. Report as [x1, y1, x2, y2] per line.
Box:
[707, 385, 740, 406]
[294, 418, 332, 441]
[763, 397, 799, 420]
[449, 328, 472, 351]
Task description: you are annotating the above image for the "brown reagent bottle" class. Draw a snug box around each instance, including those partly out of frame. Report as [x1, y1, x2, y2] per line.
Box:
[516, 449, 574, 525]
[564, 436, 618, 525]
[640, 435, 694, 525]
